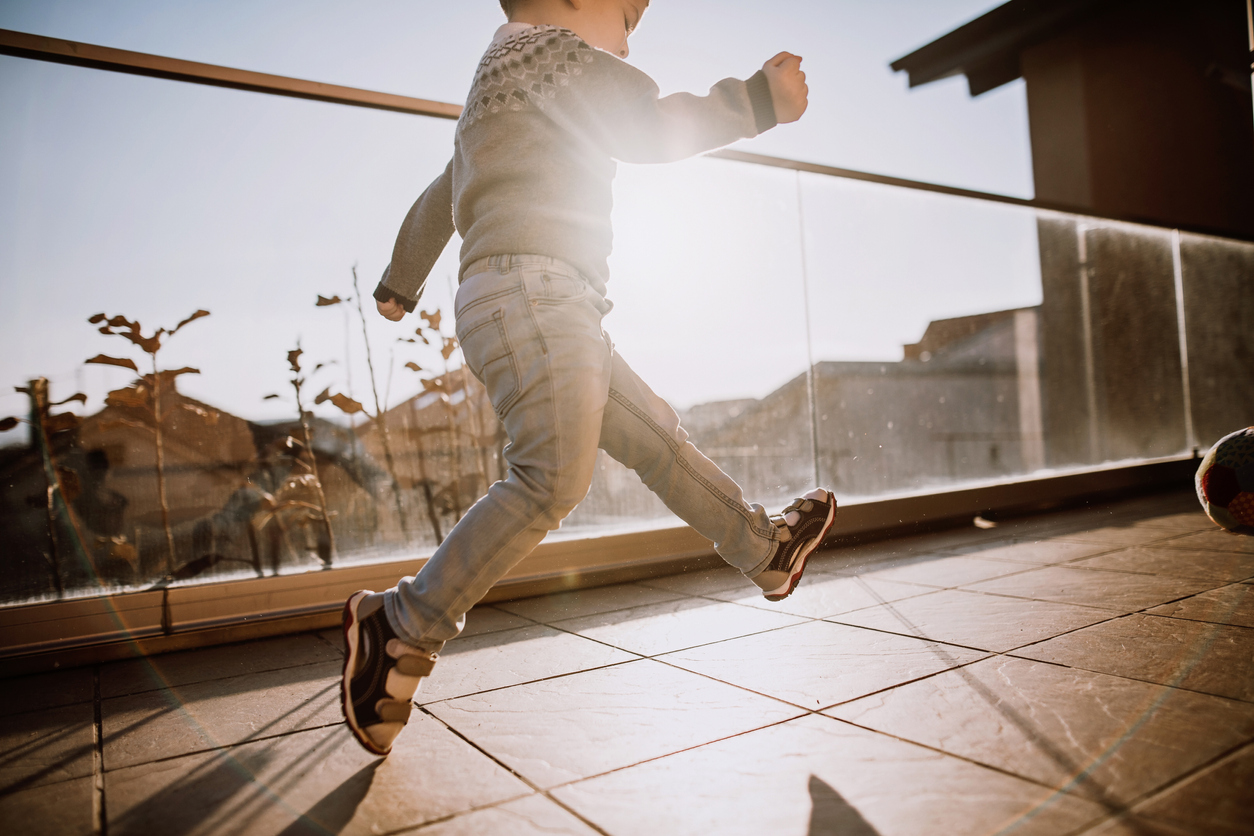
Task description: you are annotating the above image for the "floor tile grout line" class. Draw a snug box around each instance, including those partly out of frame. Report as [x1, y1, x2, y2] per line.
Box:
[1065, 738, 1254, 836]
[995, 639, 1254, 701]
[0, 636, 343, 716]
[92, 665, 106, 836]
[490, 584, 692, 623]
[931, 577, 1233, 614]
[0, 695, 98, 721]
[99, 673, 341, 763]
[645, 647, 993, 716]
[535, 604, 820, 659]
[523, 711, 813, 799]
[100, 719, 345, 773]
[413, 704, 615, 836]
[835, 585, 1140, 813]
[424, 609, 996, 710]
[431, 565, 1250, 821]
[423, 607, 867, 708]
[516, 579, 1223, 671]
[819, 607, 1119, 657]
[100, 572, 1239, 775]
[527, 701, 1128, 829]
[418, 655, 646, 707]
[12, 500, 1221, 812]
[542, 592, 1017, 663]
[824, 712, 1122, 813]
[822, 578, 1252, 687]
[1001, 647, 1254, 705]
[97, 656, 344, 702]
[536, 791, 614, 836]
[426, 634, 1133, 812]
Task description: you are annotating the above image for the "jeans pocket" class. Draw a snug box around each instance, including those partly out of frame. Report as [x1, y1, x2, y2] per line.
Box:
[534, 272, 588, 305]
[459, 310, 521, 418]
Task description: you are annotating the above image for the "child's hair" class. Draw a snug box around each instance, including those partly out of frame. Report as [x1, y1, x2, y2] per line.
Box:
[499, 0, 519, 18]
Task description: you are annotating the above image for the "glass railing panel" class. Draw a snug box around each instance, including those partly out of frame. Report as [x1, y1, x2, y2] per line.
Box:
[796, 174, 1046, 496]
[1178, 232, 1254, 451]
[0, 61, 465, 601]
[3, 54, 1242, 610]
[560, 155, 817, 534]
[1036, 217, 1190, 465]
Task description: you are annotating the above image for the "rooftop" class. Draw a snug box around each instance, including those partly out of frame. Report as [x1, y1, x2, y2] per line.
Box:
[3, 486, 1252, 835]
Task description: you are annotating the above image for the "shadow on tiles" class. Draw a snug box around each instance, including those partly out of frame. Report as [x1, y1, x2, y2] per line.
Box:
[808, 775, 879, 836]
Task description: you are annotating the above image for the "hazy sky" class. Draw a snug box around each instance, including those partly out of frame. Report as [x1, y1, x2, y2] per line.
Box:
[0, 0, 1040, 433]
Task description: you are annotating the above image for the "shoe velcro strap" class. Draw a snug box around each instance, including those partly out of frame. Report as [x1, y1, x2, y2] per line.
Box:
[390, 647, 438, 678]
[375, 699, 413, 723]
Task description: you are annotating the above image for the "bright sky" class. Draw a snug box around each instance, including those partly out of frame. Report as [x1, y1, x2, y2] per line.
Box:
[0, 0, 1041, 435]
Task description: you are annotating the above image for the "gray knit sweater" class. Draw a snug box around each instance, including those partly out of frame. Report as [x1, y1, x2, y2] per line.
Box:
[375, 23, 777, 311]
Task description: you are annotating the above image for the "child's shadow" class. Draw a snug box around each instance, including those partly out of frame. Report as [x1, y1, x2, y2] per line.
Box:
[808, 774, 880, 836]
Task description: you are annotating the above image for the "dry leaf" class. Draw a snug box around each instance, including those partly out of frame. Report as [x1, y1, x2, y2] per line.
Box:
[171, 309, 210, 334]
[85, 354, 139, 372]
[327, 392, 364, 414]
[287, 348, 303, 373]
[405, 361, 423, 372]
[119, 328, 162, 355]
[314, 388, 364, 415]
[316, 295, 343, 307]
[420, 309, 442, 332]
[0, 416, 19, 432]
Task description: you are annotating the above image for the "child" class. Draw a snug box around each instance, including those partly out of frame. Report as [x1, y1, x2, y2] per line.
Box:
[342, 0, 836, 756]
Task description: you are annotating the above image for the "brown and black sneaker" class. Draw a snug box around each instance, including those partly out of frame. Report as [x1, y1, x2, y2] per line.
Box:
[752, 489, 837, 602]
[341, 590, 437, 756]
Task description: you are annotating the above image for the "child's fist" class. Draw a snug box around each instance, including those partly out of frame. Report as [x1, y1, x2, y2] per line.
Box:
[763, 52, 808, 124]
[376, 297, 406, 321]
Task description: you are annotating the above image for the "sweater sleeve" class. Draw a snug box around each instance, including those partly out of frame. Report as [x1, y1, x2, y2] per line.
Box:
[551, 46, 777, 164]
[374, 158, 456, 311]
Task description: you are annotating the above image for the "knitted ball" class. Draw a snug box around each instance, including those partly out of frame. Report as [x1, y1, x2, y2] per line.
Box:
[1195, 427, 1254, 534]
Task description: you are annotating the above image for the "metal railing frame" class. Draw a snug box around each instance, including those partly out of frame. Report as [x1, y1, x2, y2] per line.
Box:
[4, 27, 1252, 241]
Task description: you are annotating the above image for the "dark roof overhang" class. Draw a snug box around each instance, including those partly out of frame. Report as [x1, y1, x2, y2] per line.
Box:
[890, 0, 1116, 96]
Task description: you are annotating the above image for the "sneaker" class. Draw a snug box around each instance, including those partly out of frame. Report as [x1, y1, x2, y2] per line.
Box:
[752, 489, 837, 602]
[341, 590, 437, 756]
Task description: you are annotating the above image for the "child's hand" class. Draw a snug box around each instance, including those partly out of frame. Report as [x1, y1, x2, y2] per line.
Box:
[763, 52, 808, 124]
[376, 297, 406, 321]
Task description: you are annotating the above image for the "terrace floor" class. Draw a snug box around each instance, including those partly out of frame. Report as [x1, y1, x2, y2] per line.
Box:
[3, 486, 1254, 835]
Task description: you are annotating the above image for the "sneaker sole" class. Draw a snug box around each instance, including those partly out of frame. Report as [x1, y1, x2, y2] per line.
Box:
[340, 590, 390, 756]
[763, 494, 837, 602]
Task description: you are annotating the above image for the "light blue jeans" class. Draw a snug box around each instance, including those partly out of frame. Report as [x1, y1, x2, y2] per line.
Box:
[385, 255, 779, 653]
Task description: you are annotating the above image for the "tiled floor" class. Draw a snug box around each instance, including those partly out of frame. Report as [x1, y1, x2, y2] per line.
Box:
[4, 488, 1254, 835]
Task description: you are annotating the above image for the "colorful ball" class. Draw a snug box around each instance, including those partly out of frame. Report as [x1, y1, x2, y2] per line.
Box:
[1196, 427, 1254, 534]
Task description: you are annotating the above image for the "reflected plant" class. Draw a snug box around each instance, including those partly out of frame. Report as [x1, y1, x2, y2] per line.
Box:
[258, 345, 337, 568]
[2, 378, 89, 597]
[83, 309, 211, 595]
[315, 269, 416, 542]
[402, 308, 491, 525]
